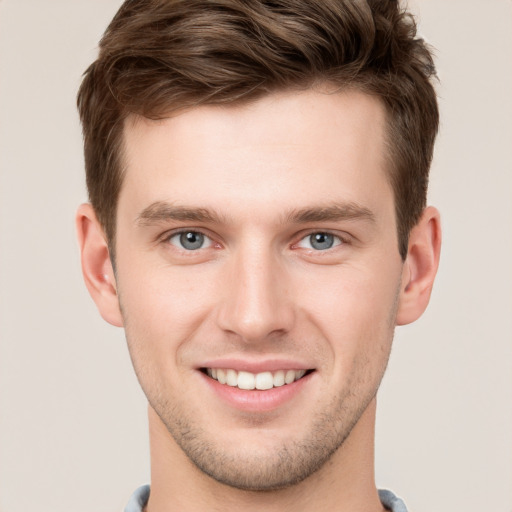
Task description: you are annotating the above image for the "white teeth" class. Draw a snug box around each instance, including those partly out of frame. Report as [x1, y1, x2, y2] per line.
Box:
[237, 371, 255, 390]
[285, 369, 296, 384]
[226, 369, 238, 386]
[217, 368, 227, 384]
[255, 372, 273, 390]
[273, 370, 285, 387]
[205, 368, 309, 389]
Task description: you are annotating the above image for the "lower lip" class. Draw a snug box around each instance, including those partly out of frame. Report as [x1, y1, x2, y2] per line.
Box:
[200, 371, 314, 412]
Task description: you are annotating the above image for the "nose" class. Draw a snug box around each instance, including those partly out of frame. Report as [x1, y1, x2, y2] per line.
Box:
[216, 244, 295, 343]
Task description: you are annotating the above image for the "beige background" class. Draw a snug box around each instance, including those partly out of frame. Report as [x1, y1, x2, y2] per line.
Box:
[1, 1, 511, 510]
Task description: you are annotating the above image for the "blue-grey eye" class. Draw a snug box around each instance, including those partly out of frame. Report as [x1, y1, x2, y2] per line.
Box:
[169, 231, 211, 250]
[310, 233, 334, 250]
[297, 232, 342, 250]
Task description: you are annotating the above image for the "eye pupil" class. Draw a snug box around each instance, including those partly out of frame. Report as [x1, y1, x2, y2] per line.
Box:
[310, 233, 334, 250]
[180, 232, 204, 250]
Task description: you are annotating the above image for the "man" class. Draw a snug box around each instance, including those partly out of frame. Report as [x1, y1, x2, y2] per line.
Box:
[76, 1, 441, 510]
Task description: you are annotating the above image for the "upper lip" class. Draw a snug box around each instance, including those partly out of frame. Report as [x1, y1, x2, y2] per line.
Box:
[199, 358, 314, 373]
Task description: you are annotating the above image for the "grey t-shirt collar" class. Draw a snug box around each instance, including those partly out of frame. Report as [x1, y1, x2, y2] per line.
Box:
[124, 485, 408, 511]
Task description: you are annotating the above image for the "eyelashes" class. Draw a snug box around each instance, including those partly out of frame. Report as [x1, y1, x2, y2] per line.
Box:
[167, 231, 213, 251]
[294, 232, 343, 251]
[163, 229, 348, 253]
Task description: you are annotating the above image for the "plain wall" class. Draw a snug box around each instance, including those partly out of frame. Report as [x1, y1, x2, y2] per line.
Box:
[0, 1, 511, 510]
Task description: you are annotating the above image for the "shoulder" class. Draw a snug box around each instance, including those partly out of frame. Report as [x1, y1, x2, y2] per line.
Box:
[123, 485, 408, 511]
[124, 485, 150, 512]
[379, 489, 408, 512]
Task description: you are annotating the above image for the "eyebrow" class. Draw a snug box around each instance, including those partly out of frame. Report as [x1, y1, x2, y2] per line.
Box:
[135, 200, 375, 227]
[285, 202, 376, 224]
[136, 201, 226, 226]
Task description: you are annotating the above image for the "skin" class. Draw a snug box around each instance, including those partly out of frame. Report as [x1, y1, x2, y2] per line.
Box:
[77, 88, 441, 512]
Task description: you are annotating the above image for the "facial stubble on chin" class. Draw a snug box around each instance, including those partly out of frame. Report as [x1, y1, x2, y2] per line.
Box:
[120, 282, 401, 492]
[138, 332, 395, 493]
[148, 357, 387, 492]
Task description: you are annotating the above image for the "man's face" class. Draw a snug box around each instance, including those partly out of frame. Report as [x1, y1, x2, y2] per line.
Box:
[114, 89, 405, 490]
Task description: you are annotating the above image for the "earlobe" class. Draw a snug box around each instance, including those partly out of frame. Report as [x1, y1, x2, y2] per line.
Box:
[396, 206, 442, 326]
[75, 203, 123, 327]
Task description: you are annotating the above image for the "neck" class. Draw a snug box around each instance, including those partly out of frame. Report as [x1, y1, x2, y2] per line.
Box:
[146, 399, 384, 512]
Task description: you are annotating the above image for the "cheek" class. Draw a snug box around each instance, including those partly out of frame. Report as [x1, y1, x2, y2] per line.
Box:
[119, 256, 214, 318]
[294, 264, 400, 364]
[298, 262, 399, 322]
[115, 259, 219, 368]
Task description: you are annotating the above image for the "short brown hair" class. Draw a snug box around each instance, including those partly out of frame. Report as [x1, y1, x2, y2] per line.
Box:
[77, 0, 439, 259]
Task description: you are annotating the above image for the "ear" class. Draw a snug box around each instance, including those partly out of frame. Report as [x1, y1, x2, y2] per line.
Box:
[396, 206, 442, 326]
[75, 203, 123, 327]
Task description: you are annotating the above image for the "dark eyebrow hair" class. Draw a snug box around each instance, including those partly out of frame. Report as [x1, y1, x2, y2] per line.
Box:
[136, 201, 226, 226]
[136, 200, 375, 228]
[285, 202, 376, 224]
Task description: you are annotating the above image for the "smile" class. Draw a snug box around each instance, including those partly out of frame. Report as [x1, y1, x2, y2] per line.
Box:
[203, 368, 309, 390]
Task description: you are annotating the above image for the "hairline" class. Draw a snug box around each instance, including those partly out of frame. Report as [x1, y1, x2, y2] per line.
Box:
[106, 83, 410, 263]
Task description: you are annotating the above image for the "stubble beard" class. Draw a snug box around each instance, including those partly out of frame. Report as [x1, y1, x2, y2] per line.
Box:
[123, 284, 400, 492]
[146, 357, 389, 492]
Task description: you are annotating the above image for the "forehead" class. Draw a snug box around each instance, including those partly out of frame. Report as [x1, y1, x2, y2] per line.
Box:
[119, 89, 391, 224]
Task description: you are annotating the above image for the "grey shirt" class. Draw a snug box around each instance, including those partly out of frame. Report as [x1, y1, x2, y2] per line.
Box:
[124, 485, 408, 511]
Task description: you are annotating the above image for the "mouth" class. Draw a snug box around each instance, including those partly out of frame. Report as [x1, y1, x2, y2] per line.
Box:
[200, 368, 314, 390]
